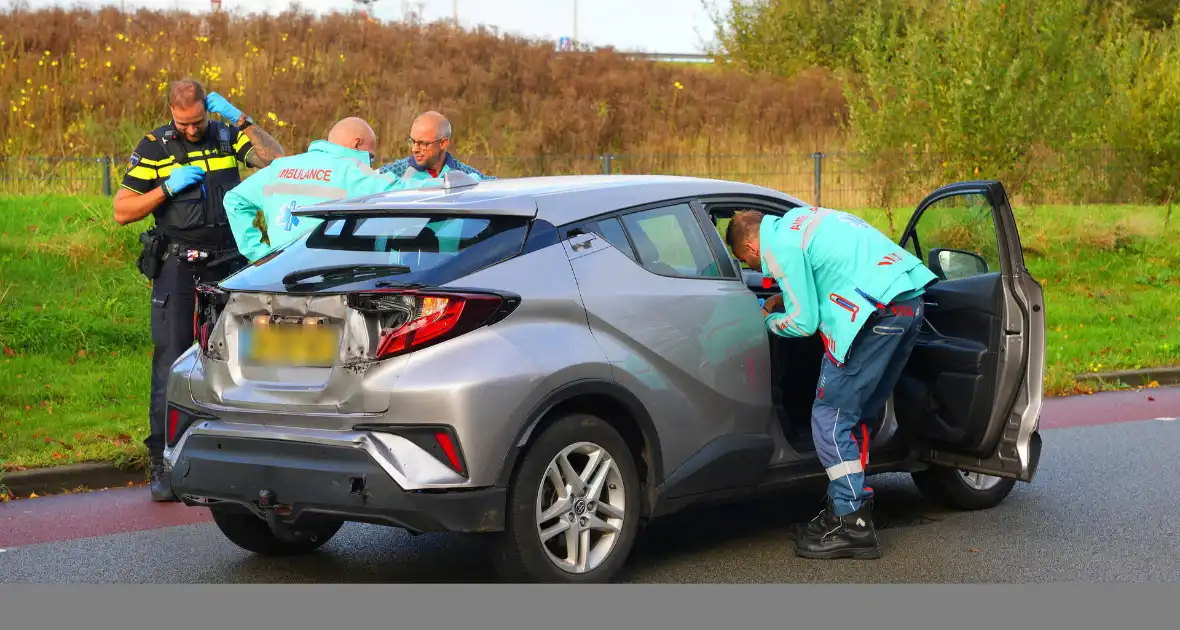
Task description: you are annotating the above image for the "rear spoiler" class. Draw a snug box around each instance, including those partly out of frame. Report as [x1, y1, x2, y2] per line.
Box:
[293, 171, 538, 219]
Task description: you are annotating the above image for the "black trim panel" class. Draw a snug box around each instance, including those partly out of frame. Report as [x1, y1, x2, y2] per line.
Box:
[171, 434, 504, 534]
[661, 433, 774, 500]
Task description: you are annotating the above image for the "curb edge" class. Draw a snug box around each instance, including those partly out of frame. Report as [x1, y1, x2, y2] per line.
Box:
[1075, 366, 1180, 387]
[1, 462, 148, 498]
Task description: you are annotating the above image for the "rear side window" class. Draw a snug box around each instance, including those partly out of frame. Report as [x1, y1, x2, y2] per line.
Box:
[222, 214, 531, 291]
[619, 203, 722, 278]
[588, 217, 637, 261]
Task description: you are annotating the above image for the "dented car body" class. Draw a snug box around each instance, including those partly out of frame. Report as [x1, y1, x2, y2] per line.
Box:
[163, 173, 1046, 582]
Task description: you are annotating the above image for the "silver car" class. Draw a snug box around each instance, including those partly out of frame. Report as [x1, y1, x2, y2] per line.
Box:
[164, 173, 1046, 583]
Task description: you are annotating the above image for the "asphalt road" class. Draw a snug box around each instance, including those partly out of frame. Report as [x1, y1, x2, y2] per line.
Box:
[2, 388, 1178, 583]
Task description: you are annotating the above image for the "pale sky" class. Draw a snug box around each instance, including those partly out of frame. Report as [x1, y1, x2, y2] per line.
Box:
[25, 0, 724, 53]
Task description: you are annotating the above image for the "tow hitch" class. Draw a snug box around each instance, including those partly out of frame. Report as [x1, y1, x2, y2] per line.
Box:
[257, 489, 305, 542]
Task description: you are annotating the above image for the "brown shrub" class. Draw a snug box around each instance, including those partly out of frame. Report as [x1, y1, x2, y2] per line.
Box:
[0, 7, 849, 161]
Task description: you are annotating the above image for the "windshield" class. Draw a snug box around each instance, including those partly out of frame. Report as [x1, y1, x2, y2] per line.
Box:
[221, 214, 532, 293]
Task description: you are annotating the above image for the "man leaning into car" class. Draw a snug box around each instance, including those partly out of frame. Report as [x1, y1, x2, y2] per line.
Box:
[726, 207, 938, 560]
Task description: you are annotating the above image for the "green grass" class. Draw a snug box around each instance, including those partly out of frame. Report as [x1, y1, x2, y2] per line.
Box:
[0, 195, 1178, 475]
[1, 194, 151, 475]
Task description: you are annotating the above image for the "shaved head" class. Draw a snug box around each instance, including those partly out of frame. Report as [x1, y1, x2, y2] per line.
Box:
[408, 111, 452, 172]
[328, 116, 378, 156]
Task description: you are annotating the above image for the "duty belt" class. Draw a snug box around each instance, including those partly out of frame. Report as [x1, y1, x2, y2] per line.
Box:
[166, 243, 237, 264]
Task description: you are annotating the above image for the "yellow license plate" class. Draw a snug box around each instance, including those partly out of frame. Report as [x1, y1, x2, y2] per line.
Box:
[243, 323, 341, 367]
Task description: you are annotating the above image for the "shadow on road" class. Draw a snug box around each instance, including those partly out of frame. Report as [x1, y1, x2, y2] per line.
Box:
[198, 473, 949, 584]
[616, 473, 946, 580]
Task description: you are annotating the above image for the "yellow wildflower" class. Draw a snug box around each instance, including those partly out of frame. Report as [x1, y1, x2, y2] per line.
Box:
[267, 112, 278, 121]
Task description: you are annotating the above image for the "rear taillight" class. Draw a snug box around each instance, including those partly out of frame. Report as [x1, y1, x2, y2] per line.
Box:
[352, 424, 469, 477]
[348, 289, 519, 360]
[166, 405, 211, 447]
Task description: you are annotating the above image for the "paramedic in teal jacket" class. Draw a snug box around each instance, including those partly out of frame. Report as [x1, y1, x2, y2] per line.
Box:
[726, 207, 938, 560]
[224, 117, 445, 263]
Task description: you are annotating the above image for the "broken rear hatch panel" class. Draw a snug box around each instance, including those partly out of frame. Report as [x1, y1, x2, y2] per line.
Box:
[189, 212, 535, 421]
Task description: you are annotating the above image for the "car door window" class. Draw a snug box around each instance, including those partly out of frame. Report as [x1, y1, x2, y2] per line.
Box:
[904, 192, 1002, 281]
[619, 203, 722, 278]
[588, 217, 638, 262]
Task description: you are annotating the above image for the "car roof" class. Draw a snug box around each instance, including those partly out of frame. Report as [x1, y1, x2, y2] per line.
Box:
[293, 174, 809, 225]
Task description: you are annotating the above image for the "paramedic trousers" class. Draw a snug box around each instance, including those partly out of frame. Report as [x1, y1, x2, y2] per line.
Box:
[813, 295, 924, 516]
[144, 252, 246, 454]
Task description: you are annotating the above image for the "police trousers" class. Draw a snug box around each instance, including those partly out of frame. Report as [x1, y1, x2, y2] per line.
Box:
[145, 253, 246, 454]
[812, 295, 924, 516]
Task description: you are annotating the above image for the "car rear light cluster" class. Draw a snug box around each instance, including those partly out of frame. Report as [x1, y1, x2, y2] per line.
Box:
[347, 289, 520, 360]
[354, 424, 469, 477]
[166, 405, 212, 447]
[195, 284, 231, 355]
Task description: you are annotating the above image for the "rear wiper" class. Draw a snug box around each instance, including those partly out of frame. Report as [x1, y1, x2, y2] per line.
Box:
[282, 264, 411, 286]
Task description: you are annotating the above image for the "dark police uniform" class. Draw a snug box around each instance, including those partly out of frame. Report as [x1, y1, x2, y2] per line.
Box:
[121, 120, 254, 466]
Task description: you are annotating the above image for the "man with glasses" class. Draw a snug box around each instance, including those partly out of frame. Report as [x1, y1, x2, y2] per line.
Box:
[377, 111, 493, 182]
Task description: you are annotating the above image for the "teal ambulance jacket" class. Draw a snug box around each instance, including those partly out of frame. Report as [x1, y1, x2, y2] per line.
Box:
[759, 208, 939, 365]
[224, 140, 446, 262]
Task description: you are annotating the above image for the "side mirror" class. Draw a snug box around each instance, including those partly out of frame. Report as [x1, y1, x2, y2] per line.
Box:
[929, 247, 988, 280]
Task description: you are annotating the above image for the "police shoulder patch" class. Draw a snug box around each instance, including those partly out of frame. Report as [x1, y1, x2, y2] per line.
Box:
[127, 152, 142, 171]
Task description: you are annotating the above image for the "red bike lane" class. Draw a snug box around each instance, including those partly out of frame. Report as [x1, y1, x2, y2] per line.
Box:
[1, 386, 1176, 551]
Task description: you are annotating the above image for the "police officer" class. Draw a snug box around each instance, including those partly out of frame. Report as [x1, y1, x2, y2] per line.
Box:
[113, 78, 285, 502]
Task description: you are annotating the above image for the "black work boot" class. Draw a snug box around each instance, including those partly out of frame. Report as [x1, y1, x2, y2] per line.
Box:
[149, 453, 177, 502]
[795, 495, 835, 541]
[794, 499, 880, 560]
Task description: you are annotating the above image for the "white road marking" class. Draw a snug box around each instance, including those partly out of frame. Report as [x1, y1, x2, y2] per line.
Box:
[1154, 417, 1179, 422]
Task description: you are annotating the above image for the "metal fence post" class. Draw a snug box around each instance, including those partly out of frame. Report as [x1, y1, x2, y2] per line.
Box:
[100, 156, 112, 196]
[811, 152, 824, 207]
[602, 153, 613, 175]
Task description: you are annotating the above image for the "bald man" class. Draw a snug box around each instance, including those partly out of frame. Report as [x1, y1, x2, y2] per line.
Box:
[377, 111, 493, 182]
[223, 117, 447, 262]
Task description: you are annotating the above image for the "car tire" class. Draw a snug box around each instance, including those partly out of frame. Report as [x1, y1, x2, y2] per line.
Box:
[490, 412, 642, 583]
[211, 510, 343, 556]
[911, 466, 1016, 511]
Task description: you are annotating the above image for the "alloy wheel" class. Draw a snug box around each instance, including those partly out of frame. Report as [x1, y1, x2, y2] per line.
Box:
[959, 469, 1003, 491]
[535, 441, 627, 574]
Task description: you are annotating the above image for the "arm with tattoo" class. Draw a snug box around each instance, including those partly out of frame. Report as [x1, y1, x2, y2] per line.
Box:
[241, 122, 285, 168]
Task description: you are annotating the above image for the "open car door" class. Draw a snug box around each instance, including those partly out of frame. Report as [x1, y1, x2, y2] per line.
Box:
[894, 181, 1046, 482]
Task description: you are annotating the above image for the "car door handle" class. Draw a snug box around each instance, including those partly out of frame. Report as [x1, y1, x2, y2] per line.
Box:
[923, 300, 939, 309]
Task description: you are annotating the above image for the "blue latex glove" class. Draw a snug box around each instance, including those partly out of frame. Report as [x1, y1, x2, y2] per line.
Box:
[164, 165, 206, 197]
[204, 92, 243, 122]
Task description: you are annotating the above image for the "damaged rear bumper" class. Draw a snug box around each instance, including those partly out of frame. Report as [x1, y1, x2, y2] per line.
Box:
[167, 424, 505, 534]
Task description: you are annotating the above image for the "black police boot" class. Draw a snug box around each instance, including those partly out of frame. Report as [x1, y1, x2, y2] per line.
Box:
[794, 499, 880, 560]
[148, 452, 177, 502]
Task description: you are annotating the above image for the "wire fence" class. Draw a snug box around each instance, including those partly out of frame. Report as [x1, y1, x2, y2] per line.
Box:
[0, 148, 1169, 209]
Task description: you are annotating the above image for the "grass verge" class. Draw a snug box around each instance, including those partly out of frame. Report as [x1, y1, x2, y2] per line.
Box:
[0, 195, 1177, 474]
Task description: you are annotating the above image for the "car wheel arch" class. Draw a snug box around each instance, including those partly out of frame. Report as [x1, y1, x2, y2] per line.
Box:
[495, 379, 663, 514]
